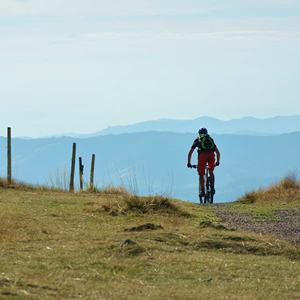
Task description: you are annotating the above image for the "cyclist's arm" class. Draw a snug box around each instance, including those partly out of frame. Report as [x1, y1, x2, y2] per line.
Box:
[187, 147, 195, 166]
[215, 147, 220, 165]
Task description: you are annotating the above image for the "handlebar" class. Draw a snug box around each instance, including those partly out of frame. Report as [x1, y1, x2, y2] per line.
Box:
[189, 164, 218, 169]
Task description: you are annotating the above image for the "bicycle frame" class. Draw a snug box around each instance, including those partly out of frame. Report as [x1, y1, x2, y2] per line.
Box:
[203, 166, 214, 204]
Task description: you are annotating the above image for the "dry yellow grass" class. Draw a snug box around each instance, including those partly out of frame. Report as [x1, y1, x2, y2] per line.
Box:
[0, 180, 300, 299]
[238, 176, 300, 204]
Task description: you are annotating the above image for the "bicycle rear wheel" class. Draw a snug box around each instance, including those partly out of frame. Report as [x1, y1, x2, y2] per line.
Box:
[209, 191, 214, 204]
[205, 195, 209, 203]
[199, 195, 204, 204]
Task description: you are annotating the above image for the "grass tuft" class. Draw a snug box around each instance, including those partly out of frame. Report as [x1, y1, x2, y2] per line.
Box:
[87, 195, 191, 217]
[124, 223, 164, 232]
[199, 220, 228, 230]
[102, 186, 129, 195]
[124, 195, 191, 217]
[238, 190, 260, 204]
[0, 177, 67, 192]
[116, 239, 145, 257]
[237, 172, 300, 204]
[0, 178, 29, 189]
[277, 177, 299, 190]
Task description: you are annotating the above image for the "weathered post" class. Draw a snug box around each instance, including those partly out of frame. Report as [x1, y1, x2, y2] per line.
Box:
[79, 157, 84, 190]
[90, 154, 95, 190]
[69, 143, 76, 192]
[7, 127, 12, 183]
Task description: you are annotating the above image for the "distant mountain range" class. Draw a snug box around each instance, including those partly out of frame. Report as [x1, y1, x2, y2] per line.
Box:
[42, 115, 300, 138]
[1, 130, 300, 203]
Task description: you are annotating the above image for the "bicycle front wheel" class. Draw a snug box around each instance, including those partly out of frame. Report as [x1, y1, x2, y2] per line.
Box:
[207, 177, 214, 204]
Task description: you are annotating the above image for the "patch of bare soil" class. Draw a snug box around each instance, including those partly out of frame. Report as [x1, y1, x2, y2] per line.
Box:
[211, 205, 300, 244]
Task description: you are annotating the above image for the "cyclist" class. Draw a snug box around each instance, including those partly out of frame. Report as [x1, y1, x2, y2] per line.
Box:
[187, 127, 220, 197]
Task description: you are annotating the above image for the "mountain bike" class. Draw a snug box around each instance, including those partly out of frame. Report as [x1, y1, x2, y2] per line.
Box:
[191, 164, 215, 204]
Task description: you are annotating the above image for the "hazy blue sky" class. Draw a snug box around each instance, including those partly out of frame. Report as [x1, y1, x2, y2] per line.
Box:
[1, 0, 300, 138]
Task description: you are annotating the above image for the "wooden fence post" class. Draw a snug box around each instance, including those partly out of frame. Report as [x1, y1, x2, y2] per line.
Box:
[90, 154, 95, 190]
[79, 157, 84, 190]
[69, 143, 76, 192]
[7, 127, 11, 183]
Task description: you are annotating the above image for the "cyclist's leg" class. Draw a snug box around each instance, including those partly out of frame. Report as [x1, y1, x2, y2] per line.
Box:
[197, 154, 206, 196]
[207, 152, 215, 171]
[198, 176, 203, 204]
[207, 152, 216, 194]
[200, 175, 205, 190]
[209, 169, 215, 187]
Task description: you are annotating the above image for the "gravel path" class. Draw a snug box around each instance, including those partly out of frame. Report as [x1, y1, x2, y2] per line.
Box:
[211, 204, 300, 244]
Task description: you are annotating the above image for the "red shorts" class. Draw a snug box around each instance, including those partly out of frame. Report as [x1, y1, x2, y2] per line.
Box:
[197, 152, 215, 176]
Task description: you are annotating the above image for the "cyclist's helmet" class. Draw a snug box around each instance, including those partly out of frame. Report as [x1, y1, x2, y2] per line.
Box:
[198, 127, 208, 135]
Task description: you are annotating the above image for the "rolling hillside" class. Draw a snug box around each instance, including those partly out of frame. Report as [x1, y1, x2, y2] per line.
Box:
[0, 184, 299, 299]
[1, 131, 300, 203]
[42, 115, 300, 138]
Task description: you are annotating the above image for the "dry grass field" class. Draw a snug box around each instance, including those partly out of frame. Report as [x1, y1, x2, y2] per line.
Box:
[0, 178, 299, 299]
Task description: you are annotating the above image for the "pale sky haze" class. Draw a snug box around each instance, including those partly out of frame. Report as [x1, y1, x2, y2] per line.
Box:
[1, 0, 300, 137]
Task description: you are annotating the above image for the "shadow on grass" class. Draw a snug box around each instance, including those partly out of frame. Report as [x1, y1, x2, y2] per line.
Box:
[191, 236, 300, 260]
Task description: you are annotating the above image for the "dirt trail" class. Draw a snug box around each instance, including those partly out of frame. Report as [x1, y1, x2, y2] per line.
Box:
[210, 204, 300, 244]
